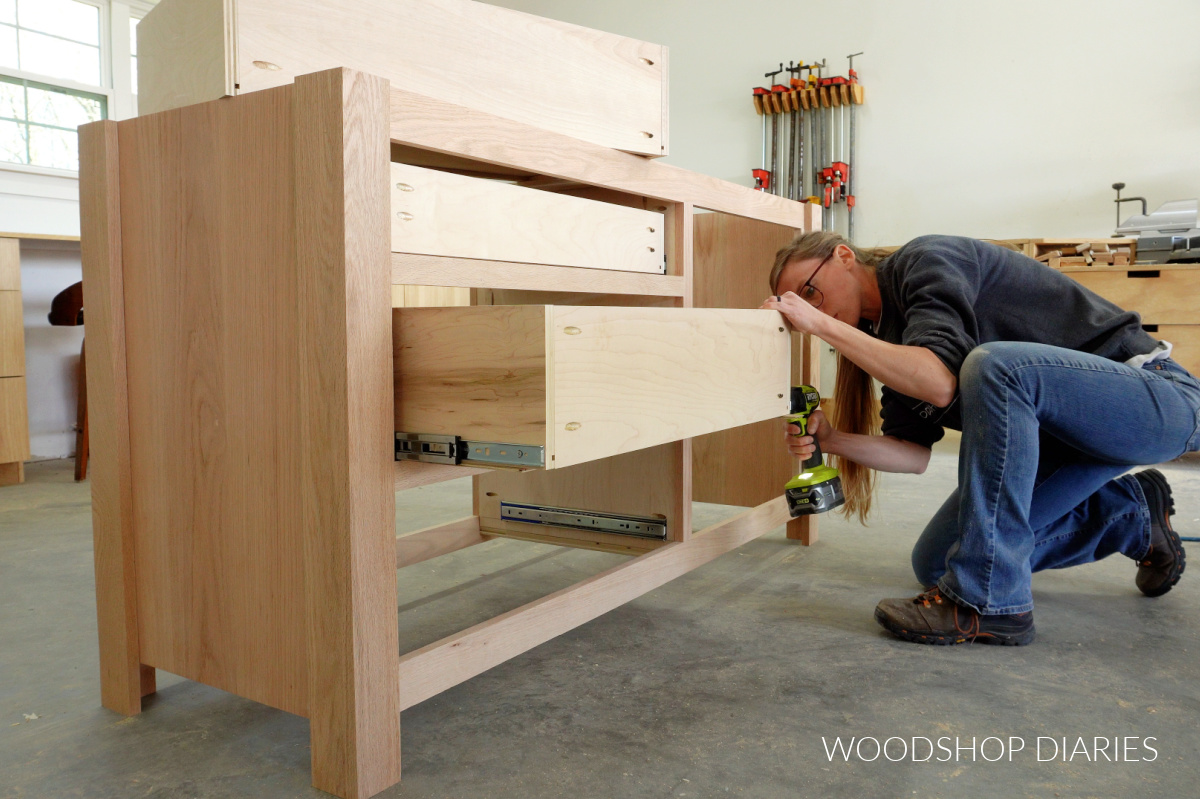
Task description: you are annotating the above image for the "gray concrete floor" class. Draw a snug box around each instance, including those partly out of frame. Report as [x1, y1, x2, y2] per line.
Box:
[3, 452, 1200, 799]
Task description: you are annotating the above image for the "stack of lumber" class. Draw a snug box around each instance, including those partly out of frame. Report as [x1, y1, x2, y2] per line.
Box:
[1033, 238, 1136, 268]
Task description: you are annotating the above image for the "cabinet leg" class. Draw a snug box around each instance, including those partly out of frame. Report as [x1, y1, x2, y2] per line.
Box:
[786, 516, 817, 545]
[0, 462, 22, 486]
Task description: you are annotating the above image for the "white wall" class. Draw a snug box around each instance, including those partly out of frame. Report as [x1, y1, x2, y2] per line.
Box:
[486, 0, 1200, 248]
[19, 240, 85, 458]
[0, 0, 146, 458]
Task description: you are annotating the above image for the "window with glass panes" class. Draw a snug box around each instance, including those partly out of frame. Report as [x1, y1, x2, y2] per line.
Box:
[0, 0, 108, 171]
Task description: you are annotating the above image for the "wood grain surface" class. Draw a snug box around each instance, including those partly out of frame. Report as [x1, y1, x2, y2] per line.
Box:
[549, 306, 791, 469]
[79, 120, 152, 716]
[117, 86, 308, 715]
[294, 69, 401, 798]
[390, 163, 665, 273]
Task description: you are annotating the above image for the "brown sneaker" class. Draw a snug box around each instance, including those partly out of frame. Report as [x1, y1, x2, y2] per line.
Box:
[1133, 469, 1186, 598]
[874, 587, 1035, 646]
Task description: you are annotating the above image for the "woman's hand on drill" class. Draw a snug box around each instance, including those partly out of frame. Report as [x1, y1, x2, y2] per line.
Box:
[760, 292, 828, 336]
[786, 409, 835, 459]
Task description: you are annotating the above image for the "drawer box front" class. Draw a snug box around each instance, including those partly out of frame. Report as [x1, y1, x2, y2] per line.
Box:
[0, 376, 29, 463]
[0, 291, 24, 377]
[140, 0, 668, 156]
[391, 164, 665, 274]
[394, 306, 791, 470]
[1066, 268, 1200, 325]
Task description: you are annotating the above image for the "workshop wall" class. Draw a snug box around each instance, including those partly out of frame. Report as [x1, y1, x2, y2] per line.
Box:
[486, 0, 1200, 248]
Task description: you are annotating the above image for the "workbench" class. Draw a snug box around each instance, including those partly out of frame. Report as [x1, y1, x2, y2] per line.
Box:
[1056, 263, 1200, 376]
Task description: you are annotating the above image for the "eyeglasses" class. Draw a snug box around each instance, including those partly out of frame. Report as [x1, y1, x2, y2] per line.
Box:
[798, 254, 832, 309]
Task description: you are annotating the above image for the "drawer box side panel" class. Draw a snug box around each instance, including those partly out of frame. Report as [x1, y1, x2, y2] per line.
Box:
[393, 305, 548, 447]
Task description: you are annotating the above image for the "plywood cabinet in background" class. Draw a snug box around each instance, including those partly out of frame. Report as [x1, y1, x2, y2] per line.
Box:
[1059, 264, 1200, 377]
[0, 238, 29, 485]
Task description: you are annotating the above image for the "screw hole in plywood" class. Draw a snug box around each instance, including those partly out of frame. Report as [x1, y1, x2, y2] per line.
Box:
[253, 60, 281, 71]
[565, 422, 581, 431]
[396, 182, 414, 192]
[647, 227, 655, 233]
[647, 247, 655, 253]
[486, 492, 498, 497]
[640, 131, 654, 138]
[640, 57, 655, 66]
[564, 326, 581, 335]
[396, 211, 414, 222]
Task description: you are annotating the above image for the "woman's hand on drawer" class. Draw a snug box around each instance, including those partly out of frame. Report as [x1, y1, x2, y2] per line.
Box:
[760, 291, 826, 336]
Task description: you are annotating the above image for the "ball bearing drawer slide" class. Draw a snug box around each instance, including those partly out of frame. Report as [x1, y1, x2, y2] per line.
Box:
[395, 432, 545, 469]
[499, 502, 667, 540]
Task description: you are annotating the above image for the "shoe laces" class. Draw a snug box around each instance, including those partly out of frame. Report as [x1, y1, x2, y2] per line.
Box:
[913, 587, 945, 608]
[915, 587, 981, 638]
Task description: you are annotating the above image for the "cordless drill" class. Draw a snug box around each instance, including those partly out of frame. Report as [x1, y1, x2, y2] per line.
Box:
[785, 385, 845, 517]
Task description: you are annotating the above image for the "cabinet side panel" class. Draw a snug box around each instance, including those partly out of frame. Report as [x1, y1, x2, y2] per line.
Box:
[118, 87, 308, 716]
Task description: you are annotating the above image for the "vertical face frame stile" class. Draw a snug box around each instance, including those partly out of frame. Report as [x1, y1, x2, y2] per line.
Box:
[79, 119, 156, 717]
[293, 69, 402, 799]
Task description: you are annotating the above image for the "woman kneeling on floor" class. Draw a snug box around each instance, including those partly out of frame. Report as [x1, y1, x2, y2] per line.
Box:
[761, 232, 1199, 646]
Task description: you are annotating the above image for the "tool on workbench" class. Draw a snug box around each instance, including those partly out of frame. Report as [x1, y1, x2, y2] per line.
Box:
[801, 62, 821, 204]
[752, 84, 771, 191]
[767, 64, 790, 197]
[763, 64, 785, 196]
[1112, 182, 1200, 263]
[786, 61, 802, 199]
[846, 53, 862, 238]
[784, 386, 845, 517]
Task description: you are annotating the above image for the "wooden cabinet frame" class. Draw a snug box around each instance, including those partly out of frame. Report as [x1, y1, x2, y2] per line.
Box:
[80, 68, 820, 799]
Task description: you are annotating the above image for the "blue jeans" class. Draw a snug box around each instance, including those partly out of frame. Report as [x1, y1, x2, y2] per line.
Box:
[911, 342, 1200, 615]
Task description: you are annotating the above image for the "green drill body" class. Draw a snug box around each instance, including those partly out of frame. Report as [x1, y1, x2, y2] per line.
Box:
[785, 385, 845, 517]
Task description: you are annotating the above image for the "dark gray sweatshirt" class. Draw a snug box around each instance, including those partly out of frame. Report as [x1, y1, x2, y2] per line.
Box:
[870, 235, 1159, 447]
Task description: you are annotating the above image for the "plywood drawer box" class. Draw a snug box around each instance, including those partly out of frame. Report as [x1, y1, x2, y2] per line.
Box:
[394, 305, 791, 470]
[391, 164, 665, 273]
[138, 0, 668, 156]
[1063, 266, 1200, 325]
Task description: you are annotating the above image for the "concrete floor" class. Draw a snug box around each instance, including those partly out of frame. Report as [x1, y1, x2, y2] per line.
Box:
[3, 452, 1199, 799]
